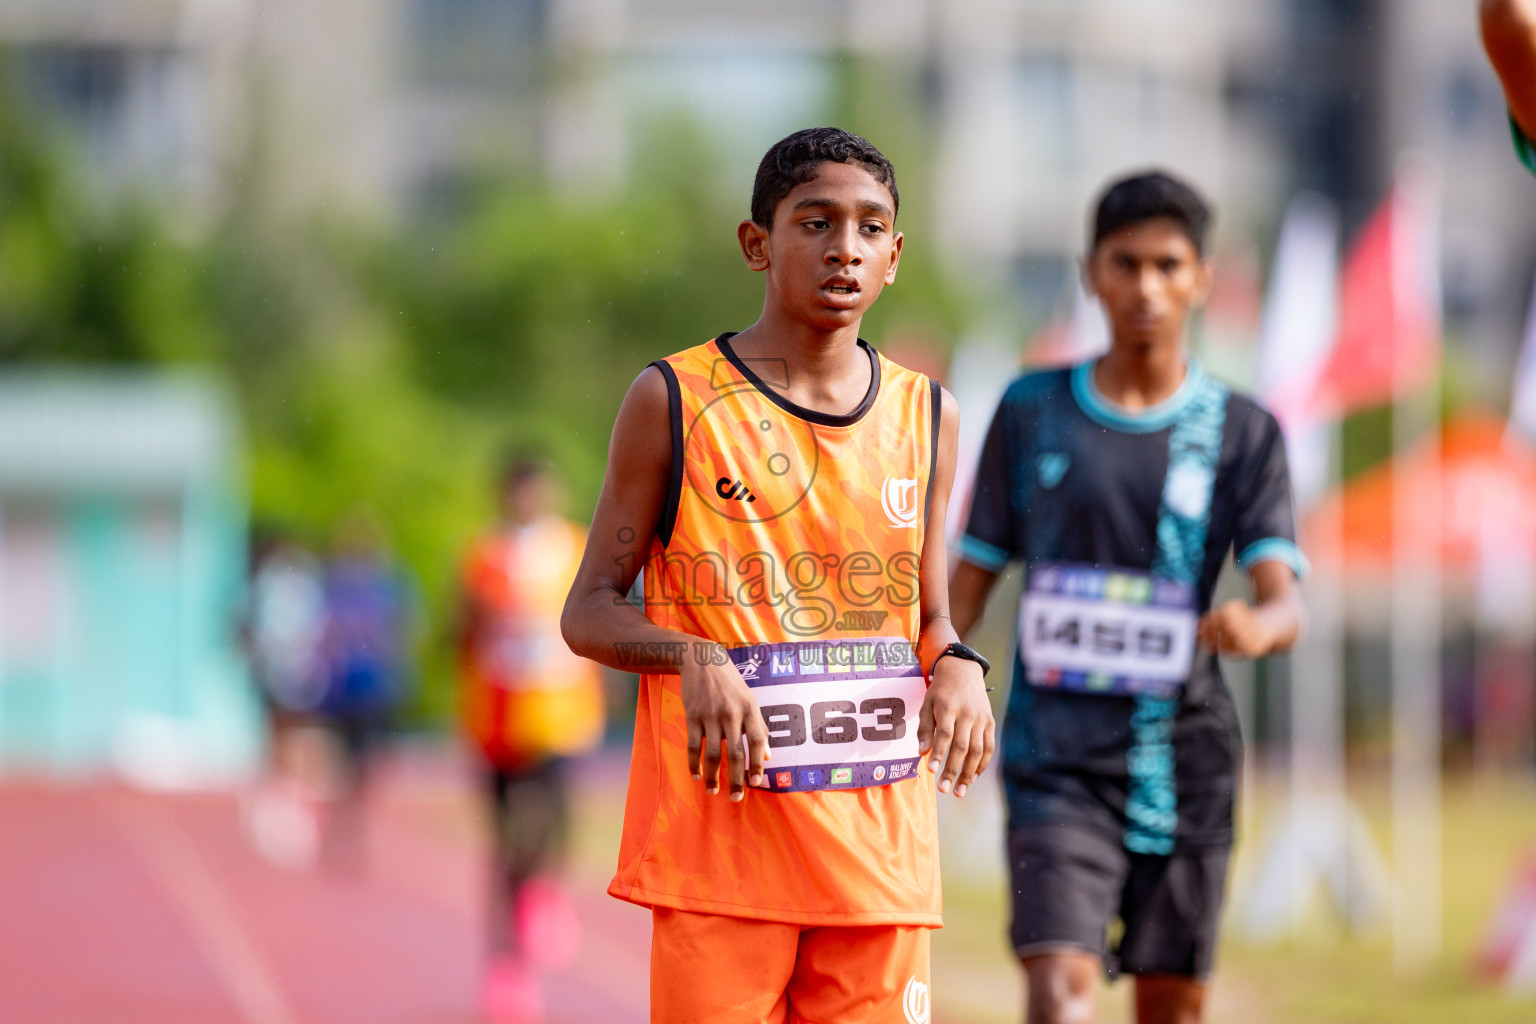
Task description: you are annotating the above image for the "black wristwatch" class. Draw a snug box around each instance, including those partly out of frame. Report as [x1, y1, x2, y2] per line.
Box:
[928, 641, 990, 680]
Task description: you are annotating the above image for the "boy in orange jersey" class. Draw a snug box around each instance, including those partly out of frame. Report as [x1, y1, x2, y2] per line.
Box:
[562, 127, 995, 1022]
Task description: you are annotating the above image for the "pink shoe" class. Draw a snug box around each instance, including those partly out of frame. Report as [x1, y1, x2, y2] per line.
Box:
[483, 953, 543, 1024]
[514, 877, 580, 970]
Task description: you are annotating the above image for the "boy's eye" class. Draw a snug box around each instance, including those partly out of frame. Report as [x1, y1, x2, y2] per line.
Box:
[861, 223, 885, 235]
[1158, 259, 1180, 274]
[805, 218, 830, 230]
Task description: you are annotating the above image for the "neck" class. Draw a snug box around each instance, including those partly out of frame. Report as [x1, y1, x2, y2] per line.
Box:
[726, 305, 870, 414]
[1093, 337, 1187, 410]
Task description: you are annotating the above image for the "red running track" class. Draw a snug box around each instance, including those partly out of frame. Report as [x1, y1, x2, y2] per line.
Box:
[0, 750, 650, 1024]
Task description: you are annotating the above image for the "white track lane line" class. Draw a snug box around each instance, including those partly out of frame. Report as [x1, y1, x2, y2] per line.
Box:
[106, 795, 302, 1024]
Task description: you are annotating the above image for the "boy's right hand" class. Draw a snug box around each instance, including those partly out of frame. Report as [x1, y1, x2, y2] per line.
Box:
[682, 643, 771, 801]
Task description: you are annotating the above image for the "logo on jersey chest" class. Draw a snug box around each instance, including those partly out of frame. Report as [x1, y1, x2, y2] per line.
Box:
[882, 475, 920, 528]
[1163, 461, 1214, 520]
[903, 976, 930, 1024]
[715, 477, 757, 503]
[1037, 452, 1070, 489]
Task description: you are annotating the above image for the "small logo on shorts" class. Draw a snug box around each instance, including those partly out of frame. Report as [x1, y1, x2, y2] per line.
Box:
[902, 976, 930, 1024]
[872, 764, 887, 782]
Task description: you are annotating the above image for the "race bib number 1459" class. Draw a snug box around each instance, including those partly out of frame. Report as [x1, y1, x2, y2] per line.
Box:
[1020, 562, 1196, 699]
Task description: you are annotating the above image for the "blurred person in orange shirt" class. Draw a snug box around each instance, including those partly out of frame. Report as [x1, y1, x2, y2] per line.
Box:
[1482, 0, 1536, 173]
[458, 454, 604, 1023]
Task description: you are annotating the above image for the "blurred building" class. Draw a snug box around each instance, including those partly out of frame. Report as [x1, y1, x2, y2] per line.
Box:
[0, 0, 250, 211]
[2, 0, 1532, 336]
[0, 374, 257, 786]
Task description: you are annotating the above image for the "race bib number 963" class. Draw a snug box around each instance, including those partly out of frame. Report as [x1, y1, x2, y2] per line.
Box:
[727, 637, 926, 793]
[1020, 562, 1196, 699]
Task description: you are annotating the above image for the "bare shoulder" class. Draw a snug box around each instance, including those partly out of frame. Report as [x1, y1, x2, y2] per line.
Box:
[619, 364, 670, 422]
[609, 365, 673, 467]
[938, 385, 959, 424]
[936, 385, 960, 451]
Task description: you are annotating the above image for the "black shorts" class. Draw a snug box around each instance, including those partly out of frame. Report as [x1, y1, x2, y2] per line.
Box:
[486, 759, 571, 882]
[1008, 821, 1230, 979]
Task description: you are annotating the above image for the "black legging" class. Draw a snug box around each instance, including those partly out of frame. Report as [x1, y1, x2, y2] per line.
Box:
[487, 759, 571, 954]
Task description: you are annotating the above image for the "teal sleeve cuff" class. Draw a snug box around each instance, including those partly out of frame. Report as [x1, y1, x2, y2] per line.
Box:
[1513, 112, 1536, 176]
[958, 534, 1010, 572]
[1237, 538, 1309, 579]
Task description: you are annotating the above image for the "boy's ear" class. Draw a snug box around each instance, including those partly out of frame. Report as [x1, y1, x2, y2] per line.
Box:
[883, 231, 904, 286]
[738, 219, 771, 272]
[1078, 252, 1097, 300]
[1190, 258, 1216, 308]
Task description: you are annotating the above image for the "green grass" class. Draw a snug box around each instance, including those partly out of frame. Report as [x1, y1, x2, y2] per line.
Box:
[560, 756, 1536, 1022]
[928, 774, 1536, 1023]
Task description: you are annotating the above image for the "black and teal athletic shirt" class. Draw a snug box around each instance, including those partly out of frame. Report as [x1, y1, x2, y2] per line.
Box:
[1514, 113, 1536, 175]
[960, 359, 1305, 854]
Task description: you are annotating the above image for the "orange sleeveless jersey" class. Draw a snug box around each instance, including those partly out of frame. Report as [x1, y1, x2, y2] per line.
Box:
[459, 516, 605, 768]
[608, 334, 943, 926]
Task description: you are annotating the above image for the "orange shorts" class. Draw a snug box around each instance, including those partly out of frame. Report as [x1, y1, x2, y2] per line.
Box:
[650, 907, 932, 1024]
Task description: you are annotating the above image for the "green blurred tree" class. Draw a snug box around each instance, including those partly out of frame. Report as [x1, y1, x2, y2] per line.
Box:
[0, 76, 973, 724]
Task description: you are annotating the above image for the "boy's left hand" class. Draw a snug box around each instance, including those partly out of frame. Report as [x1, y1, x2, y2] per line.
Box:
[917, 657, 995, 798]
[1197, 599, 1274, 658]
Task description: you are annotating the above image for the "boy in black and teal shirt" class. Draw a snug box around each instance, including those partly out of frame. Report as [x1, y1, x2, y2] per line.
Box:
[950, 172, 1305, 1024]
[1482, 0, 1536, 174]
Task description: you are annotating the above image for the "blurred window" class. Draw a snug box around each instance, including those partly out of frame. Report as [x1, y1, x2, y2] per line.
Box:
[616, 51, 832, 183]
[1012, 254, 1071, 327]
[1441, 63, 1505, 140]
[408, 0, 548, 89]
[10, 44, 189, 183]
[1014, 56, 1075, 173]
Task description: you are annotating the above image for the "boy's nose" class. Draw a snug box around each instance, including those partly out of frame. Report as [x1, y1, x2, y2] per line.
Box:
[827, 228, 862, 265]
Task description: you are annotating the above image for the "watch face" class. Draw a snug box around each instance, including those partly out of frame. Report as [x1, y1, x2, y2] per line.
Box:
[947, 643, 989, 674]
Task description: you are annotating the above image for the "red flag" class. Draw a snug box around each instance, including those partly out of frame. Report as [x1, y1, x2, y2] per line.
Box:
[1313, 165, 1441, 415]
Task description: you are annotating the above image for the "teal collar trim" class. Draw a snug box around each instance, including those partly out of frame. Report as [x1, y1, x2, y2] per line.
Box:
[1070, 357, 1208, 434]
[1513, 112, 1536, 176]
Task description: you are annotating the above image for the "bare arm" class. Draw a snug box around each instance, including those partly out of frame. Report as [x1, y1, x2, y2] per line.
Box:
[1195, 559, 1305, 658]
[914, 387, 996, 797]
[561, 367, 684, 670]
[949, 560, 1001, 640]
[1482, 0, 1536, 141]
[561, 367, 769, 799]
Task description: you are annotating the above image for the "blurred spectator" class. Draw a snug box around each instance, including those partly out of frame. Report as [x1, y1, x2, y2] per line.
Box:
[242, 532, 330, 868]
[248, 532, 330, 718]
[458, 454, 604, 1023]
[317, 507, 417, 872]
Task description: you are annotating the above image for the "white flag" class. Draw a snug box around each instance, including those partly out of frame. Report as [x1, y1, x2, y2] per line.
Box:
[1507, 270, 1536, 445]
[1256, 194, 1340, 509]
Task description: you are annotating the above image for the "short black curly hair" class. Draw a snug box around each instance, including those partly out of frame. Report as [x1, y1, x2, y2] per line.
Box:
[750, 127, 899, 228]
[1090, 170, 1212, 256]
